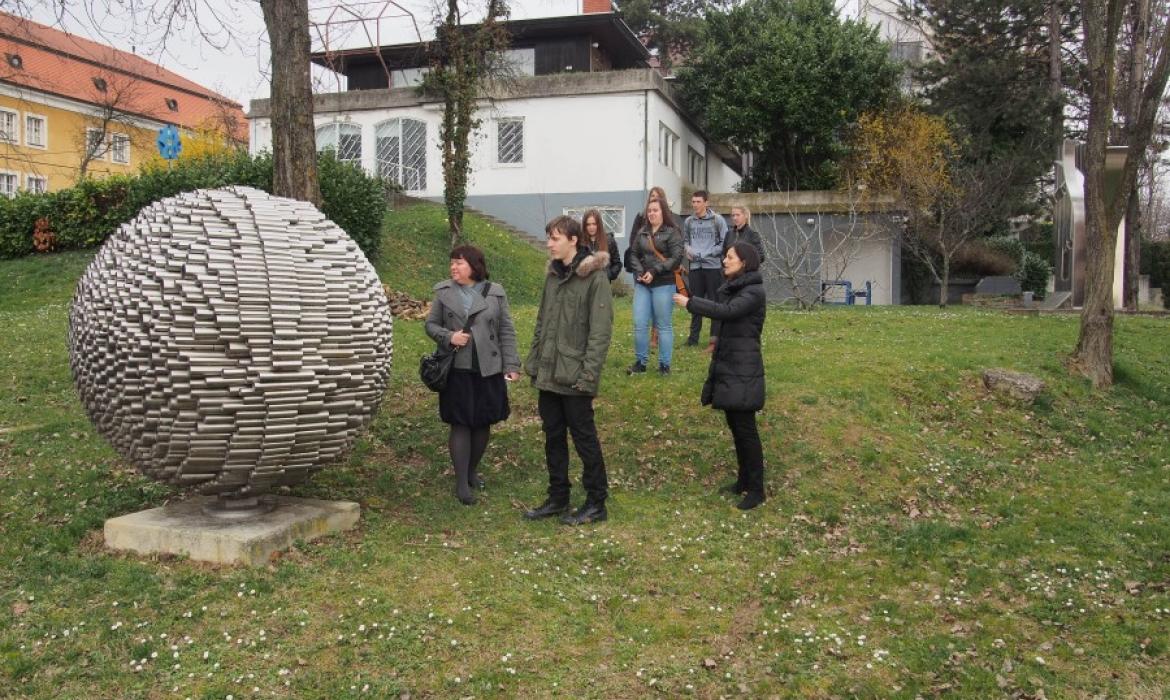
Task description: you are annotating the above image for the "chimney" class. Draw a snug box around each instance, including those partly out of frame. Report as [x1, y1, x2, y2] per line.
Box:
[582, 0, 612, 13]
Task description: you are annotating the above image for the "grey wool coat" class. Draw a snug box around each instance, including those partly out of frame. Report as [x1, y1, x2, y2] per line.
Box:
[425, 280, 522, 376]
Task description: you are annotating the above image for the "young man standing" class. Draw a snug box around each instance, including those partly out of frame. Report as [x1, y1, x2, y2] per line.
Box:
[683, 190, 728, 349]
[523, 215, 614, 525]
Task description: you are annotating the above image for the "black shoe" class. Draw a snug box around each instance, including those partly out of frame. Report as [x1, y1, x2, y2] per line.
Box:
[658, 365, 671, 375]
[627, 362, 647, 375]
[457, 492, 477, 506]
[469, 473, 486, 490]
[737, 492, 765, 510]
[523, 498, 570, 520]
[560, 502, 607, 525]
[718, 482, 745, 495]
[685, 339, 699, 347]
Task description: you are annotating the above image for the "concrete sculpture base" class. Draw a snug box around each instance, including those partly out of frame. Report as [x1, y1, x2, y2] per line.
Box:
[104, 496, 359, 566]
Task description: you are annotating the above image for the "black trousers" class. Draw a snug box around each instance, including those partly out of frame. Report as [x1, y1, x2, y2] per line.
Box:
[687, 268, 724, 343]
[538, 391, 608, 505]
[725, 409, 764, 496]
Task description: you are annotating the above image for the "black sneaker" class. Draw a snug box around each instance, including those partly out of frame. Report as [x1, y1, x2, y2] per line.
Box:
[523, 499, 570, 520]
[560, 502, 607, 525]
[627, 362, 647, 375]
[658, 365, 671, 375]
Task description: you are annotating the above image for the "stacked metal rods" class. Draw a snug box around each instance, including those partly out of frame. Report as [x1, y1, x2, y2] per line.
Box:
[68, 187, 393, 500]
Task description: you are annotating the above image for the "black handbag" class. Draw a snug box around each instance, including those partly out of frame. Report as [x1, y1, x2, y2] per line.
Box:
[420, 284, 490, 392]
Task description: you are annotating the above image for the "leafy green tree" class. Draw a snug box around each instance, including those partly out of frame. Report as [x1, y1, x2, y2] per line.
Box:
[899, 0, 1070, 220]
[675, 0, 899, 191]
[616, 0, 731, 66]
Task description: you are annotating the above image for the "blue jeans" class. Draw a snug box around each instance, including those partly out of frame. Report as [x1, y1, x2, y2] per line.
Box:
[633, 283, 675, 368]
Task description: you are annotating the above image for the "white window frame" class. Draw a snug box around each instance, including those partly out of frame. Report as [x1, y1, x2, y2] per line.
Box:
[658, 122, 678, 173]
[562, 206, 626, 242]
[0, 171, 18, 197]
[85, 128, 109, 161]
[24, 113, 46, 149]
[0, 108, 18, 144]
[374, 117, 427, 192]
[111, 133, 130, 164]
[315, 122, 363, 166]
[26, 174, 47, 193]
[495, 117, 525, 167]
[687, 146, 705, 187]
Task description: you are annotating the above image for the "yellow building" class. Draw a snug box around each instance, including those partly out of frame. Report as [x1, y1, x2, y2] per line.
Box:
[0, 12, 247, 194]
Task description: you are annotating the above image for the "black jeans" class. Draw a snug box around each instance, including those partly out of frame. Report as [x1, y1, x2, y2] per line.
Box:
[725, 409, 764, 496]
[687, 268, 724, 343]
[538, 391, 608, 505]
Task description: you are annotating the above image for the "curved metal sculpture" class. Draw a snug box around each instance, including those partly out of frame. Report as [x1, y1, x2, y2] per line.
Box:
[69, 186, 393, 515]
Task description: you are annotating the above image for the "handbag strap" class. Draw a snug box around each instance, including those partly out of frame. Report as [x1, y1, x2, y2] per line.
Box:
[646, 229, 669, 263]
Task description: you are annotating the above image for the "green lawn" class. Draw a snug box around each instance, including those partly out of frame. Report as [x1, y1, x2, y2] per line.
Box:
[1, 204, 1169, 698]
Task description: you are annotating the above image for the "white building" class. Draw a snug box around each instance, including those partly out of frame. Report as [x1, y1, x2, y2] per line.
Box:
[247, 10, 741, 244]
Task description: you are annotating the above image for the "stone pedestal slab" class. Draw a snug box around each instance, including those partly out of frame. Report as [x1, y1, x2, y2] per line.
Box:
[104, 496, 359, 566]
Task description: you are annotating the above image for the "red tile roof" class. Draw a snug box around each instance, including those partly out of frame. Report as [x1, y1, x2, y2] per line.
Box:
[0, 12, 247, 142]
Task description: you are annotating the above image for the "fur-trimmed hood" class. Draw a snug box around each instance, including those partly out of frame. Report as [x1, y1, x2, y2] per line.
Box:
[547, 250, 611, 279]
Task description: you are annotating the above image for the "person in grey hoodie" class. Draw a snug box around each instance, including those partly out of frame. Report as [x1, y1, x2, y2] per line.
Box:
[683, 190, 728, 348]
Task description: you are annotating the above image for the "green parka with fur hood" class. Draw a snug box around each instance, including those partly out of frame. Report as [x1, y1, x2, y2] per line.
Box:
[524, 249, 614, 396]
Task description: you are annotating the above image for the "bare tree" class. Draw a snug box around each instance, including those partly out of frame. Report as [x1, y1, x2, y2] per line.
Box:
[1071, 0, 1170, 387]
[899, 162, 1018, 307]
[26, 0, 320, 203]
[74, 72, 152, 180]
[757, 192, 891, 309]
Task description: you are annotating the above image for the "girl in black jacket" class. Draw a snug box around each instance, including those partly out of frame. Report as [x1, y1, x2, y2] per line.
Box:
[582, 209, 623, 281]
[674, 242, 767, 509]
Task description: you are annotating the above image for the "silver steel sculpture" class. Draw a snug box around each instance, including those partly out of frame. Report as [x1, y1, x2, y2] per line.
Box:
[69, 187, 393, 517]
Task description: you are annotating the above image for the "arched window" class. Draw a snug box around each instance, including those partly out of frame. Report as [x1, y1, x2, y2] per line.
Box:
[315, 122, 362, 165]
[375, 118, 426, 191]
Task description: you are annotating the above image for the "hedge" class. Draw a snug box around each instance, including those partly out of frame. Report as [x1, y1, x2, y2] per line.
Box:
[0, 151, 393, 262]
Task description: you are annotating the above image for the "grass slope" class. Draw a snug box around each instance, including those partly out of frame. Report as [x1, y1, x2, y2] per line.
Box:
[1, 213, 1169, 698]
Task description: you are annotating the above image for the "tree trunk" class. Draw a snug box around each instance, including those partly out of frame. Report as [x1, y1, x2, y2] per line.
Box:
[260, 0, 321, 206]
[938, 256, 950, 307]
[1050, 0, 1064, 161]
[1123, 188, 1141, 310]
[1072, 0, 1120, 388]
[1073, 0, 1170, 386]
[1121, 0, 1149, 311]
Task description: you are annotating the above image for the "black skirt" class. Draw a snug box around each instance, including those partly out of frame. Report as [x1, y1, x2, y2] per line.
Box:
[439, 369, 511, 427]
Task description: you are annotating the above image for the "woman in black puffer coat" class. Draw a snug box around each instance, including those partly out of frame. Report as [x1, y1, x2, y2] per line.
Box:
[674, 241, 767, 510]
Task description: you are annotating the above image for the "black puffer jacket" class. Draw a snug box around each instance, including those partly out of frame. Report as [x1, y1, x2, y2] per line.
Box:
[685, 271, 766, 411]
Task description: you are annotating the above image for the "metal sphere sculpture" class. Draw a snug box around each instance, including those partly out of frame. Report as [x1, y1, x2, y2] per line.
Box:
[69, 186, 393, 511]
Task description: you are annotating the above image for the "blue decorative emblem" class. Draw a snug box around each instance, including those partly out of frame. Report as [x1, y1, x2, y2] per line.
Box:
[157, 125, 182, 160]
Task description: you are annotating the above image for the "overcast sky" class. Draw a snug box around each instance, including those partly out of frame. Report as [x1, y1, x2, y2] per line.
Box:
[25, 1, 862, 111]
[26, 0, 580, 110]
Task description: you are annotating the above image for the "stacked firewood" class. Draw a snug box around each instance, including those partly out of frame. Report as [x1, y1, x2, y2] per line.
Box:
[383, 286, 431, 320]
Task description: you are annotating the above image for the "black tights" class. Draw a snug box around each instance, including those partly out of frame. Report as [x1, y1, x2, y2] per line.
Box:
[449, 425, 491, 500]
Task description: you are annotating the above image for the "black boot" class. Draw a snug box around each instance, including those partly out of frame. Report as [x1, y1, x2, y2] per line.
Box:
[718, 481, 745, 495]
[524, 498, 569, 520]
[560, 501, 607, 525]
[736, 492, 765, 510]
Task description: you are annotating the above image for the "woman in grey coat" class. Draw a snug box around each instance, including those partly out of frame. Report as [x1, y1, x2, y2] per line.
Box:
[425, 245, 521, 504]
